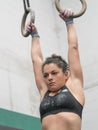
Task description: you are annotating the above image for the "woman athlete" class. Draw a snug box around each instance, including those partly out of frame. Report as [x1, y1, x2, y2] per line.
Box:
[26, 8, 85, 130]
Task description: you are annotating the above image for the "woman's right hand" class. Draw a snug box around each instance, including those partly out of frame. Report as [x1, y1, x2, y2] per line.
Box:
[26, 22, 38, 34]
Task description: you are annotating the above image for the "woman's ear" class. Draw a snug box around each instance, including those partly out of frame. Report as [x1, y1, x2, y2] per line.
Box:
[64, 70, 70, 80]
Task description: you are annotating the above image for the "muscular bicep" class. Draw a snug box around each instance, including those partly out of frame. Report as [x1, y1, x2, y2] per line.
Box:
[31, 38, 48, 94]
[68, 45, 83, 85]
[32, 56, 47, 94]
[67, 24, 83, 86]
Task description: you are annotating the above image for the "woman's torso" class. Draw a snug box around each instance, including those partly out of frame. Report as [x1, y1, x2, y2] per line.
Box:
[40, 85, 85, 130]
[42, 113, 81, 130]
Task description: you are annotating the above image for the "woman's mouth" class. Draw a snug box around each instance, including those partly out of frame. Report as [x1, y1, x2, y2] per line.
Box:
[49, 82, 55, 86]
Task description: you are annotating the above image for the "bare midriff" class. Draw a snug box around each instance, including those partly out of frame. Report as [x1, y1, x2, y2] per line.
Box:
[41, 112, 82, 130]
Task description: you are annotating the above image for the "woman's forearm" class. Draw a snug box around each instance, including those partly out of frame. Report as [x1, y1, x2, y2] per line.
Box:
[31, 37, 43, 62]
[66, 24, 78, 49]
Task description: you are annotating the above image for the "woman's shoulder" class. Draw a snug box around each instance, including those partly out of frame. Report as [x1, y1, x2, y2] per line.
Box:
[39, 87, 48, 101]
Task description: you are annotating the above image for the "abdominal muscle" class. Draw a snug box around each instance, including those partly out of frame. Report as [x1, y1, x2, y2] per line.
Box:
[42, 112, 82, 130]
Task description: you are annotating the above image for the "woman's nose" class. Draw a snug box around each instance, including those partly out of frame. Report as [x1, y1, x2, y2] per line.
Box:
[48, 74, 53, 80]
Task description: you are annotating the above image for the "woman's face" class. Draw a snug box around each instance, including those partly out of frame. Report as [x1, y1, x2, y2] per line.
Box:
[43, 63, 68, 91]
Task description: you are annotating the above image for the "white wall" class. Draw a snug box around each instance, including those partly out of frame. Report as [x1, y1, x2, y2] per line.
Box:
[0, 0, 98, 129]
[82, 86, 98, 130]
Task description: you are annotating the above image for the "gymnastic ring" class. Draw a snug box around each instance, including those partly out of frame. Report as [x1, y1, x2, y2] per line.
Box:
[21, 8, 35, 37]
[55, 0, 87, 18]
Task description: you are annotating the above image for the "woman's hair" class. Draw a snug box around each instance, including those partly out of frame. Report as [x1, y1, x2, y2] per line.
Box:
[42, 54, 70, 73]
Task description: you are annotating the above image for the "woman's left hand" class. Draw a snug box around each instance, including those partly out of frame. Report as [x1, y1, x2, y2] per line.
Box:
[59, 8, 74, 21]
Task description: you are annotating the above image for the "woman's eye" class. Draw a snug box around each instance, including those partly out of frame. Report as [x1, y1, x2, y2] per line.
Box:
[52, 72, 58, 75]
[43, 74, 48, 78]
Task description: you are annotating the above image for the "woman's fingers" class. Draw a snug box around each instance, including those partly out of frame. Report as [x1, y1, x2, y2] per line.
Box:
[59, 8, 74, 21]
